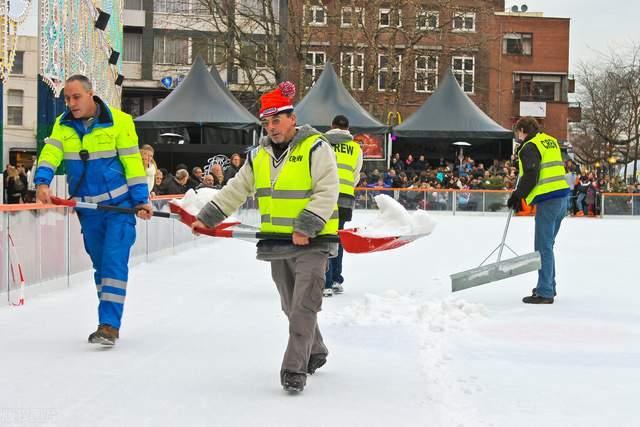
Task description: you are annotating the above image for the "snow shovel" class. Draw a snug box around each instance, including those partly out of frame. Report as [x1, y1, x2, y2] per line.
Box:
[50, 197, 241, 229]
[450, 208, 541, 292]
[168, 201, 424, 253]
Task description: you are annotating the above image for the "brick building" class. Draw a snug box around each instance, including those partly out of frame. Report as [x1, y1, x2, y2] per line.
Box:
[120, 0, 577, 158]
[285, 0, 577, 143]
[488, 10, 575, 142]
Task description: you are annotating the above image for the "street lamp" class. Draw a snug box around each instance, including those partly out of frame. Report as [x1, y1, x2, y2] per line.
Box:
[452, 141, 471, 175]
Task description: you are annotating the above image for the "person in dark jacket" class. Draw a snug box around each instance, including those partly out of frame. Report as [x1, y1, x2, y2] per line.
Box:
[507, 117, 569, 304]
[224, 153, 243, 183]
[165, 169, 190, 194]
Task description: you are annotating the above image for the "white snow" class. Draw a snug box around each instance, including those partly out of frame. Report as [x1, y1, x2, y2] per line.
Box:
[357, 194, 437, 237]
[172, 188, 219, 216]
[1, 212, 639, 427]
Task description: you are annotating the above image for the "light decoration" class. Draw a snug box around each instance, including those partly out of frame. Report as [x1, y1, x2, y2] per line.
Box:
[0, 0, 32, 82]
[40, 0, 123, 106]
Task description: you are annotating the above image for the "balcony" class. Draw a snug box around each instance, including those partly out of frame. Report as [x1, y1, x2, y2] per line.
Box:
[568, 102, 582, 123]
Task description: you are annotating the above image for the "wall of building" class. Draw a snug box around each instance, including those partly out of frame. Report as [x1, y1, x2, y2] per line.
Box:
[3, 36, 38, 167]
[489, 13, 571, 141]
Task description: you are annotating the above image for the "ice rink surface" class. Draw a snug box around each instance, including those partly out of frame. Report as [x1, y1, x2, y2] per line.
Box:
[1, 212, 639, 427]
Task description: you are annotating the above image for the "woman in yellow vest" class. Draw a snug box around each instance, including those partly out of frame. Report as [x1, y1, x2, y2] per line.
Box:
[507, 117, 570, 304]
[191, 82, 339, 393]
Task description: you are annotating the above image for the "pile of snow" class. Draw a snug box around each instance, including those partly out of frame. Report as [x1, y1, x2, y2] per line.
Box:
[172, 188, 219, 216]
[172, 188, 242, 226]
[357, 194, 437, 237]
[325, 290, 487, 329]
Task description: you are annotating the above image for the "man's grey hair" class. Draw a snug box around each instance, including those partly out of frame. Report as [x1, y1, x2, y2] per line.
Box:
[66, 74, 93, 91]
[176, 169, 189, 179]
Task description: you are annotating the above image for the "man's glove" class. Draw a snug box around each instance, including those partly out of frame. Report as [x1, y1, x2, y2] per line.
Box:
[507, 192, 523, 212]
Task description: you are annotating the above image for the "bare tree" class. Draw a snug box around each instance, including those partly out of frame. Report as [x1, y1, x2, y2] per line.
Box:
[576, 45, 640, 181]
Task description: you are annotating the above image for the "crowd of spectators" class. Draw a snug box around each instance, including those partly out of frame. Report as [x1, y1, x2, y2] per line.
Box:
[2, 150, 639, 214]
[147, 148, 243, 197]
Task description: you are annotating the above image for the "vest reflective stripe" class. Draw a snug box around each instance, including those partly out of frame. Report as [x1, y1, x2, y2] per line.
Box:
[518, 133, 569, 205]
[45, 138, 63, 150]
[254, 135, 338, 235]
[117, 146, 140, 156]
[333, 140, 361, 198]
[127, 176, 147, 186]
[38, 160, 57, 171]
[337, 163, 354, 171]
[64, 150, 118, 160]
[72, 183, 129, 203]
[537, 175, 568, 185]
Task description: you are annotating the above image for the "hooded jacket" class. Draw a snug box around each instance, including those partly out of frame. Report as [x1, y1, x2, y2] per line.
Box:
[197, 124, 339, 260]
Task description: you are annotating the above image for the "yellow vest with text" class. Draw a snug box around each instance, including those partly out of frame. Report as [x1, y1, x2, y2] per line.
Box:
[518, 132, 569, 205]
[253, 135, 339, 235]
[332, 140, 361, 197]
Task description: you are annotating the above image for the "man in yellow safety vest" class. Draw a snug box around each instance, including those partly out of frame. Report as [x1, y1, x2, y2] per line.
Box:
[191, 82, 339, 392]
[507, 116, 569, 304]
[323, 115, 362, 297]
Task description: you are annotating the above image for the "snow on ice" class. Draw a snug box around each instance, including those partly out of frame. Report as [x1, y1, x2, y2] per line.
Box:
[0, 212, 639, 427]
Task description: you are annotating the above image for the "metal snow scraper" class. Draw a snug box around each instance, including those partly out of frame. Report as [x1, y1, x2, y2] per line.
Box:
[450, 208, 541, 292]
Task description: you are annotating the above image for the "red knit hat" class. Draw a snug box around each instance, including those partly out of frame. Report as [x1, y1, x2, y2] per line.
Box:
[259, 81, 296, 118]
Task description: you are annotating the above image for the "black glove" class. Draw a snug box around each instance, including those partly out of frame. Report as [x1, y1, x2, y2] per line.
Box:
[507, 192, 523, 212]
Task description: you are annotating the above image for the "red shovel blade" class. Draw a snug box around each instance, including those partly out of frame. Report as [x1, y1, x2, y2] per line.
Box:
[169, 202, 240, 236]
[337, 228, 413, 254]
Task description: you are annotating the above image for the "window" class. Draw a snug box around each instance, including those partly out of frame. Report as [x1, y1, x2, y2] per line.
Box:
[11, 51, 24, 74]
[123, 32, 142, 62]
[379, 8, 401, 28]
[154, 0, 189, 13]
[378, 54, 401, 91]
[122, 96, 143, 117]
[239, 41, 269, 69]
[341, 7, 364, 27]
[124, 0, 143, 10]
[304, 51, 325, 88]
[514, 74, 565, 102]
[503, 33, 532, 56]
[7, 90, 23, 126]
[193, 38, 223, 64]
[341, 52, 364, 90]
[415, 54, 438, 92]
[153, 34, 189, 64]
[452, 12, 475, 32]
[416, 10, 438, 30]
[452, 56, 474, 93]
[192, 0, 214, 14]
[306, 5, 327, 26]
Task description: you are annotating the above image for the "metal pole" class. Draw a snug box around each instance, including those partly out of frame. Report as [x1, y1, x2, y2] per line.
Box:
[2, 212, 9, 300]
[65, 207, 70, 287]
[452, 190, 456, 216]
[601, 193, 605, 218]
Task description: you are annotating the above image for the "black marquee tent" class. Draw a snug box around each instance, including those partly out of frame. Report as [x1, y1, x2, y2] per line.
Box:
[134, 57, 260, 170]
[295, 62, 389, 135]
[393, 69, 513, 162]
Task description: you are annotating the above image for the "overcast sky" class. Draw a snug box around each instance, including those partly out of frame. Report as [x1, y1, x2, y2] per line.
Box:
[18, 1, 640, 71]
[511, 0, 640, 69]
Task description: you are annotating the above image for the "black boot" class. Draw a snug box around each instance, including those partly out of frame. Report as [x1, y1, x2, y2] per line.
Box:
[281, 371, 307, 392]
[523, 295, 554, 304]
[531, 287, 557, 297]
[307, 353, 327, 375]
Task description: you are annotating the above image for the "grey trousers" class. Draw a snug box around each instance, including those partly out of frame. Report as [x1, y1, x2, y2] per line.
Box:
[270, 251, 329, 374]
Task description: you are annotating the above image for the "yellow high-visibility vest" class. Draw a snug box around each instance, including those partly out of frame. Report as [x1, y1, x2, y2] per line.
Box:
[518, 132, 569, 205]
[332, 140, 361, 198]
[253, 134, 339, 235]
